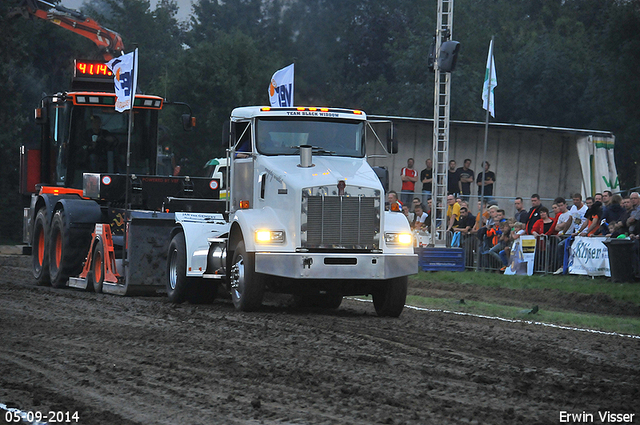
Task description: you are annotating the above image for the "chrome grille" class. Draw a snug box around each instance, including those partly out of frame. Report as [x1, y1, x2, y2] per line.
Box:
[304, 195, 379, 249]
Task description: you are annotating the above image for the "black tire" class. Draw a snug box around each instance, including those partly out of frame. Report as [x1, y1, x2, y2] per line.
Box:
[32, 208, 50, 285]
[229, 240, 265, 312]
[49, 209, 85, 289]
[372, 276, 408, 318]
[90, 240, 104, 293]
[166, 233, 191, 303]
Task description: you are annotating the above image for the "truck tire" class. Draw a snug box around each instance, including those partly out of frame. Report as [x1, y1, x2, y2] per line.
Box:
[166, 233, 191, 303]
[229, 240, 265, 312]
[32, 208, 50, 286]
[90, 240, 105, 293]
[372, 276, 408, 318]
[49, 209, 85, 288]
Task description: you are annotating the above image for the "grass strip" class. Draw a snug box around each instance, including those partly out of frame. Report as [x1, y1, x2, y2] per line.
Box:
[404, 294, 640, 336]
[413, 271, 640, 305]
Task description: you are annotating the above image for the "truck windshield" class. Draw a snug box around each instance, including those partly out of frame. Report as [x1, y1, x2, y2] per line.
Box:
[256, 118, 365, 157]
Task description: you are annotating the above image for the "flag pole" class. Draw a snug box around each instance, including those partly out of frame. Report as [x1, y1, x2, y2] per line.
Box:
[477, 36, 494, 271]
[124, 46, 138, 271]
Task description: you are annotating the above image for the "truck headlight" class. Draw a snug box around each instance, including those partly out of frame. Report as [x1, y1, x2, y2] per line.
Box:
[384, 232, 413, 246]
[255, 230, 285, 243]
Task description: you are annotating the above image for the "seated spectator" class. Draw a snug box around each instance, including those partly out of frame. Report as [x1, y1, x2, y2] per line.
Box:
[613, 196, 632, 236]
[531, 206, 557, 236]
[600, 194, 624, 234]
[412, 204, 429, 231]
[411, 197, 422, 213]
[387, 190, 402, 211]
[487, 220, 512, 269]
[453, 206, 476, 234]
[576, 201, 602, 236]
[402, 205, 414, 225]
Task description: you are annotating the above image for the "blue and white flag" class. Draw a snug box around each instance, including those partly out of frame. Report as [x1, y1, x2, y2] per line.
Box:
[107, 49, 138, 113]
[482, 40, 497, 118]
[269, 63, 294, 107]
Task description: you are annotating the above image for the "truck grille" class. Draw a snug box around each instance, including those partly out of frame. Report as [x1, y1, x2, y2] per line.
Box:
[303, 195, 379, 250]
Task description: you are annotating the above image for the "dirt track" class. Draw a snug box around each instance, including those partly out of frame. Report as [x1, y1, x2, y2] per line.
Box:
[1, 254, 639, 425]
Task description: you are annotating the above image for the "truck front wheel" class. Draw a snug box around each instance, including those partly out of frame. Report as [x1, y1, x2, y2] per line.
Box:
[166, 233, 191, 303]
[32, 209, 50, 286]
[229, 240, 265, 312]
[372, 276, 408, 317]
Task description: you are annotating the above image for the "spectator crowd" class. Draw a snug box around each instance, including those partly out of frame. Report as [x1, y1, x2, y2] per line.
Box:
[388, 157, 636, 273]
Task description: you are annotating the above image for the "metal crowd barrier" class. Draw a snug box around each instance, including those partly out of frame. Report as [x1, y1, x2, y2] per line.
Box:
[448, 232, 570, 274]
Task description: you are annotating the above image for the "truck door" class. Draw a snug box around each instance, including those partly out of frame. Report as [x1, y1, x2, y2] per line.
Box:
[231, 121, 254, 212]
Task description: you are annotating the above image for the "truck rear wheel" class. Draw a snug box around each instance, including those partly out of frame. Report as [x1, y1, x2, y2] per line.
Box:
[166, 233, 191, 303]
[32, 209, 50, 286]
[372, 276, 408, 318]
[229, 240, 265, 312]
[49, 209, 84, 289]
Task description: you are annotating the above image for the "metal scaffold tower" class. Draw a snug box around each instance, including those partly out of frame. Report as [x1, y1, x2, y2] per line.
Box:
[429, 0, 454, 247]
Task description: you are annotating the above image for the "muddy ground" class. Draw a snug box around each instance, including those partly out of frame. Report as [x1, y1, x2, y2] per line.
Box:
[1, 253, 638, 425]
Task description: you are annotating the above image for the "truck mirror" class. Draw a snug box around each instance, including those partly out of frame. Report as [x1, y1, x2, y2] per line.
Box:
[387, 127, 398, 154]
[222, 120, 230, 147]
[181, 113, 195, 131]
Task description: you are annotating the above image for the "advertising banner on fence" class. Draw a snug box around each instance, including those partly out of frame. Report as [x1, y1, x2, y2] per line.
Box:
[568, 236, 610, 277]
[504, 235, 536, 276]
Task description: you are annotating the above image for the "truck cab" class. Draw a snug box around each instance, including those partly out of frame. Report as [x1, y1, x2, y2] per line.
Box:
[195, 106, 417, 316]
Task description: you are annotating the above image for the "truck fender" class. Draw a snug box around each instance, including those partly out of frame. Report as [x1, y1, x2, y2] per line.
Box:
[176, 212, 229, 277]
[230, 207, 288, 253]
[54, 198, 103, 225]
[383, 210, 412, 233]
[32, 194, 57, 226]
[382, 211, 415, 254]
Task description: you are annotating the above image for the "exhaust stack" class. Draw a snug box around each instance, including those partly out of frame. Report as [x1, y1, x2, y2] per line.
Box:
[299, 145, 313, 168]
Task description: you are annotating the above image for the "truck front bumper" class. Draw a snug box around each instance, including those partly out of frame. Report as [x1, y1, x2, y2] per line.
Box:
[255, 252, 418, 280]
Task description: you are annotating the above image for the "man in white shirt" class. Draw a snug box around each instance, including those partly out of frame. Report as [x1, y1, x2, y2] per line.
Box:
[555, 193, 588, 274]
[568, 193, 588, 235]
[554, 197, 573, 235]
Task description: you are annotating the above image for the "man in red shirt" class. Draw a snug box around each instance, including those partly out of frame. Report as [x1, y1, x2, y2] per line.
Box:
[400, 157, 418, 207]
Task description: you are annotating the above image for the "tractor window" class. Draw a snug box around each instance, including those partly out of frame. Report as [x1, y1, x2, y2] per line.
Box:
[65, 106, 157, 187]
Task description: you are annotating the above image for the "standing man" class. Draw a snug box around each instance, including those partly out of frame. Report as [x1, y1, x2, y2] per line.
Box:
[447, 160, 459, 196]
[400, 158, 418, 207]
[514, 197, 528, 224]
[457, 159, 474, 202]
[476, 161, 496, 203]
[525, 194, 543, 234]
[420, 158, 433, 204]
[553, 197, 573, 235]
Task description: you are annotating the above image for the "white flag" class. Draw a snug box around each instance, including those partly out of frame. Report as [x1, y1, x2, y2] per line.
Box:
[107, 49, 138, 113]
[482, 40, 497, 118]
[268, 63, 294, 107]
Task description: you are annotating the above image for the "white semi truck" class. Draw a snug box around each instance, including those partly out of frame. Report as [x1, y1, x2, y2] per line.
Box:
[172, 106, 417, 317]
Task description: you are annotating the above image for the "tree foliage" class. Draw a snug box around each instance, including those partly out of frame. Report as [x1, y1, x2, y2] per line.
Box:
[1, 0, 639, 241]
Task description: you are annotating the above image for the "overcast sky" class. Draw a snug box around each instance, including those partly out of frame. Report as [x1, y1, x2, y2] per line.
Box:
[59, 0, 194, 21]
